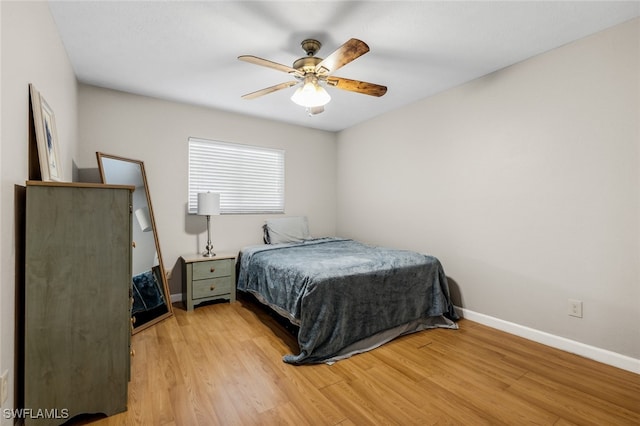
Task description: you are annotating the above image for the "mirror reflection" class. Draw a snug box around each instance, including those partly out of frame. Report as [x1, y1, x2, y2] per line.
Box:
[97, 152, 173, 332]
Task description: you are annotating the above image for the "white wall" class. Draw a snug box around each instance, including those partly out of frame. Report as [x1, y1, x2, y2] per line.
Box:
[0, 1, 78, 421]
[76, 85, 337, 294]
[337, 18, 639, 361]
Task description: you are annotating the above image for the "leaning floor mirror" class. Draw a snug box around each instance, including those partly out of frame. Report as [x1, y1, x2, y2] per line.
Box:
[97, 152, 173, 333]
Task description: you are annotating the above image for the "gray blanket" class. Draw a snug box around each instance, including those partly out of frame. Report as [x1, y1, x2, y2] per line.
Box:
[236, 238, 458, 364]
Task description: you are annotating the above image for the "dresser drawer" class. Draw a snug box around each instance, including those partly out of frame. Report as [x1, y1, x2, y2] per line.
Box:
[192, 259, 232, 280]
[192, 276, 233, 300]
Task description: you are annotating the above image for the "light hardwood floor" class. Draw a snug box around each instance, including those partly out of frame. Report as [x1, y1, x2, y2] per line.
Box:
[79, 296, 640, 425]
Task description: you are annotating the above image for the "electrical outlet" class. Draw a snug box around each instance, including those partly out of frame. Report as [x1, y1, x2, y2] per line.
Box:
[568, 299, 583, 318]
[0, 369, 8, 404]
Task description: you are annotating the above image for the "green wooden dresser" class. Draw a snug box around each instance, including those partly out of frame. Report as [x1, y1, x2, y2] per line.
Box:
[23, 181, 133, 425]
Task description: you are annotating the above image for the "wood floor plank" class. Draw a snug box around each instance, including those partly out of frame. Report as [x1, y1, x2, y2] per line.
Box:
[73, 297, 639, 425]
[366, 342, 436, 382]
[423, 337, 527, 390]
[249, 335, 347, 425]
[507, 372, 640, 425]
[416, 350, 561, 424]
[446, 321, 640, 411]
[319, 380, 396, 425]
[343, 370, 435, 424]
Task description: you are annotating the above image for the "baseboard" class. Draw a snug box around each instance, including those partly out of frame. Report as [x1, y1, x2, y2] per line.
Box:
[455, 306, 640, 375]
[170, 293, 183, 304]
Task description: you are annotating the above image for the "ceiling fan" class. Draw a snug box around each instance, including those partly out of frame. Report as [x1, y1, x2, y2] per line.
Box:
[238, 38, 387, 115]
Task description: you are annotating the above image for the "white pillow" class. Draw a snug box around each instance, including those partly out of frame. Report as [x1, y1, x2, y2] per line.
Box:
[264, 216, 311, 244]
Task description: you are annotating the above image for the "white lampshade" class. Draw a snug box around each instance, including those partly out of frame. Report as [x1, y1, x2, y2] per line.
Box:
[291, 81, 331, 108]
[134, 207, 152, 232]
[197, 192, 220, 216]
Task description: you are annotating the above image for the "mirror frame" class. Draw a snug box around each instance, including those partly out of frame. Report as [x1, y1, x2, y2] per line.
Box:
[96, 152, 173, 333]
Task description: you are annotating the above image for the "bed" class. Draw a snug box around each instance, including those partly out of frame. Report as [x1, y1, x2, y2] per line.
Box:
[236, 217, 459, 365]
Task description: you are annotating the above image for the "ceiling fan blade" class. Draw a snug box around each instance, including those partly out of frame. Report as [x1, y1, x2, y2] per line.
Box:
[326, 76, 387, 97]
[241, 81, 299, 100]
[238, 55, 303, 77]
[315, 38, 370, 75]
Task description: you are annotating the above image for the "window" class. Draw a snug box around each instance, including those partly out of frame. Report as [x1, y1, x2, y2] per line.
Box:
[188, 137, 285, 214]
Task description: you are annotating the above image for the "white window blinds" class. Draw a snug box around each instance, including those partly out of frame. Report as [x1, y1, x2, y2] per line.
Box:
[188, 137, 285, 214]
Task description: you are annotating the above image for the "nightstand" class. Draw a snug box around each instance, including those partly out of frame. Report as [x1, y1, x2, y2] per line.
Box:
[181, 253, 236, 311]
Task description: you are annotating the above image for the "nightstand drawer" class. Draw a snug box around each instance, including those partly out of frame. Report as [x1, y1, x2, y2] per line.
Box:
[192, 277, 233, 299]
[192, 259, 232, 280]
[181, 254, 236, 311]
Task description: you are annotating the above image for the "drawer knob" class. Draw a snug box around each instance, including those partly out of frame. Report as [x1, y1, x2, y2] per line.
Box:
[210, 285, 216, 291]
[210, 267, 216, 273]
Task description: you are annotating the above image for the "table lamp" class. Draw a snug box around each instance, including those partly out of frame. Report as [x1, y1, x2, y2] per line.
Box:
[197, 192, 220, 257]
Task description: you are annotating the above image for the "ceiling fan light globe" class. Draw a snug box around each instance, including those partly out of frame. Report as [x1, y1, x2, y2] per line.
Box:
[291, 82, 331, 107]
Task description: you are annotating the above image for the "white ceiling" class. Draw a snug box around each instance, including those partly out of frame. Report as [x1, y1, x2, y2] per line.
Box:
[48, 1, 639, 132]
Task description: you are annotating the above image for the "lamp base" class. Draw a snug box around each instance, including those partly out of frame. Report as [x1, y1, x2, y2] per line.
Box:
[202, 250, 216, 258]
[202, 215, 216, 257]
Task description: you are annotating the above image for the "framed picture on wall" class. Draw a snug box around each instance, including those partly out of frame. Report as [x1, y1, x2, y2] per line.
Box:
[29, 84, 62, 181]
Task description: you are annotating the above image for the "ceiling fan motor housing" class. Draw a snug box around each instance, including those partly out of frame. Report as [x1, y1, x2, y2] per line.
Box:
[293, 39, 325, 75]
[293, 56, 323, 74]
